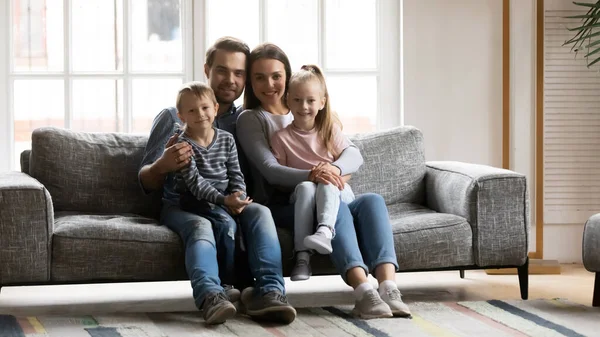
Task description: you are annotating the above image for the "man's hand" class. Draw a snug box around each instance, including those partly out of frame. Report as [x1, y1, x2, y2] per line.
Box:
[224, 191, 252, 214]
[154, 134, 193, 174]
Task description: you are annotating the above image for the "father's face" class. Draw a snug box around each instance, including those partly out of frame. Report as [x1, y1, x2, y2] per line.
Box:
[205, 50, 246, 106]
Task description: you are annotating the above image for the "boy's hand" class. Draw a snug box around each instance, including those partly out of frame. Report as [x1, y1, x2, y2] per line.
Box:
[155, 134, 193, 174]
[224, 191, 252, 211]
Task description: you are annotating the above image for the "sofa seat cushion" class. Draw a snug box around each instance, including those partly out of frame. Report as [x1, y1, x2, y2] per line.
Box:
[51, 212, 186, 282]
[388, 203, 474, 270]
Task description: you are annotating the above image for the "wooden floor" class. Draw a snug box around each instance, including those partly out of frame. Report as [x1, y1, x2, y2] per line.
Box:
[0, 264, 594, 315]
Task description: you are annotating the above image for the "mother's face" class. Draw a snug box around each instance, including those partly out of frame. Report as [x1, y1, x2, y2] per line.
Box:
[250, 58, 287, 107]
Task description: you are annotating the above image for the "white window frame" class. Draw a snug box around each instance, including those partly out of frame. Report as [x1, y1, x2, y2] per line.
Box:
[1, 1, 10, 172]
[1, 0, 402, 172]
[1, 0, 194, 172]
[193, 0, 402, 130]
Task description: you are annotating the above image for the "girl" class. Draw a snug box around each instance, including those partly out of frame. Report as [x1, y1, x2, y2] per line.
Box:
[236, 43, 411, 319]
[270, 65, 355, 282]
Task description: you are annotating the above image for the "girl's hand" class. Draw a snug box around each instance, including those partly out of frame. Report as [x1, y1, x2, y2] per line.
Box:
[312, 162, 341, 176]
[310, 169, 345, 190]
[224, 191, 253, 210]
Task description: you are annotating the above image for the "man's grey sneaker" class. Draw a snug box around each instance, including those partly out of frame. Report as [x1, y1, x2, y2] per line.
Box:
[290, 259, 311, 281]
[303, 231, 333, 254]
[380, 288, 411, 317]
[201, 292, 237, 325]
[351, 289, 393, 319]
[223, 284, 241, 303]
[241, 287, 297, 324]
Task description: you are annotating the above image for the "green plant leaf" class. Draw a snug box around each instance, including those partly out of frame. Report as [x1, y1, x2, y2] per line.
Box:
[587, 56, 600, 67]
[566, 22, 600, 31]
[573, 1, 600, 8]
[563, 30, 600, 46]
[565, 13, 600, 18]
[584, 45, 600, 58]
[584, 39, 600, 49]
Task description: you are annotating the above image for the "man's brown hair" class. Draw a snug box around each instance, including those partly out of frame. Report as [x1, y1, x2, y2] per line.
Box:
[205, 36, 250, 68]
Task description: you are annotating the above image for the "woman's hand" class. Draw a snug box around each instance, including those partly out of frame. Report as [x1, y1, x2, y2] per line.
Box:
[155, 134, 193, 174]
[224, 191, 253, 214]
[312, 162, 341, 176]
[310, 164, 345, 190]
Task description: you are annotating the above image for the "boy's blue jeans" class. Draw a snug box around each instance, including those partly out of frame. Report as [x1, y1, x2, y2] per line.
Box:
[180, 196, 238, 286]
[161, 199, 285, 309]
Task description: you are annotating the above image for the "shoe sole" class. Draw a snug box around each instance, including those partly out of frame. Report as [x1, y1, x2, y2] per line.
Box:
[247, 306, 297, 324]
[205, 304, 237, 325]
[392, 310, 412, 318]
[351, 308, 393, 319]
[290, 274, 311, 282]
[303, 237, 332, 255]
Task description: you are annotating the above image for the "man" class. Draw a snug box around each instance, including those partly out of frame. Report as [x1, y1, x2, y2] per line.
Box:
[138, 36, 296, 325]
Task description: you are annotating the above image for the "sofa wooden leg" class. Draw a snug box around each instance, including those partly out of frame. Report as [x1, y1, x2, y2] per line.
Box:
[459, 270, 465, 279]
[593, 272, 600, 307]
[517, 258, 529, 300]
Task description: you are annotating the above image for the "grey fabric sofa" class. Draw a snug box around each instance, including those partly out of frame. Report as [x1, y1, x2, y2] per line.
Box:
[0, 126, 530, 299]
[583, 214, 600, 306]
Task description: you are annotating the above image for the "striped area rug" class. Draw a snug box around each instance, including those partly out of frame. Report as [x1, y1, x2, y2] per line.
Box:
[1, 299, 599, 336]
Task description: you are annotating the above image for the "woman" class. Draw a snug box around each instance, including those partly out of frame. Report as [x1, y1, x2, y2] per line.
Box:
[236, 43, 411, 319]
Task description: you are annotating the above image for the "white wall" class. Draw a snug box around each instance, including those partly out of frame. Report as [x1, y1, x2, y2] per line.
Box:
[402, 0, 503, 167]
[403, 0, 584, 263]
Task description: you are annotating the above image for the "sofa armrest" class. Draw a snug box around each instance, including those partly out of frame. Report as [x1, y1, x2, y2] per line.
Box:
[425, 161, 529, 267]
[0, 171, 53, 285]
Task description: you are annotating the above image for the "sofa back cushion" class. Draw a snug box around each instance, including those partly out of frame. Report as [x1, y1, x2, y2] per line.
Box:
[348, 126, 426, 205]
[29, 127, 160, 218]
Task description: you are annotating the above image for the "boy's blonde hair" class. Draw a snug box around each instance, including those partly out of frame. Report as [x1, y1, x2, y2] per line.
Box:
[288, 65, 342, 158]
[176, 81, 217, 113]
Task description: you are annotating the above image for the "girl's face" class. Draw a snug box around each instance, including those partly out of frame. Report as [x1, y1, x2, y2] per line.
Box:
[287, 79, 326, 127]
[250, 58, 287, 107]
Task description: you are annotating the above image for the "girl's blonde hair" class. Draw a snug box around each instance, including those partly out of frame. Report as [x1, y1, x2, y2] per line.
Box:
[288, 65, 342, 157]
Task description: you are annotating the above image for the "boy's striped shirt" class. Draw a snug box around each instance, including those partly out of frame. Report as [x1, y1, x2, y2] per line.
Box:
[174, 127, 246, 205]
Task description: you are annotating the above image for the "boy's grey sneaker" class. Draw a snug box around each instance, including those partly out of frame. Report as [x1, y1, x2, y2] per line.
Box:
[223, 284, 241, 303]
[303, 231, 333, 254]
[380, 288, 411, 317]
[240, 287, 297, 324]
[290, 259, 311, 281]
[351, 289, 393, 319]
[201, 292, 237, 325]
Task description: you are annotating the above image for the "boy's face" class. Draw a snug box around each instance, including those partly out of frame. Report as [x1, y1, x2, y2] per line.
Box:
[177, 92, 219, 133]
[204, 50, 247, 106]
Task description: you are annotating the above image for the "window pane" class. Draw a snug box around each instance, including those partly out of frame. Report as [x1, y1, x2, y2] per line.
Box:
[266, 0, 318, 71]
[72, 80, 123, 132]
[131, 0, 182, 72]
[71, 0, 123, 72]
[12, 0, 64, 72]
[132, 78, 183, 133]
[327, 76, 377, 134]
[325, 0, 376, 69]
[206, 0, 259, 50]
[14, 80, 65, 169]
